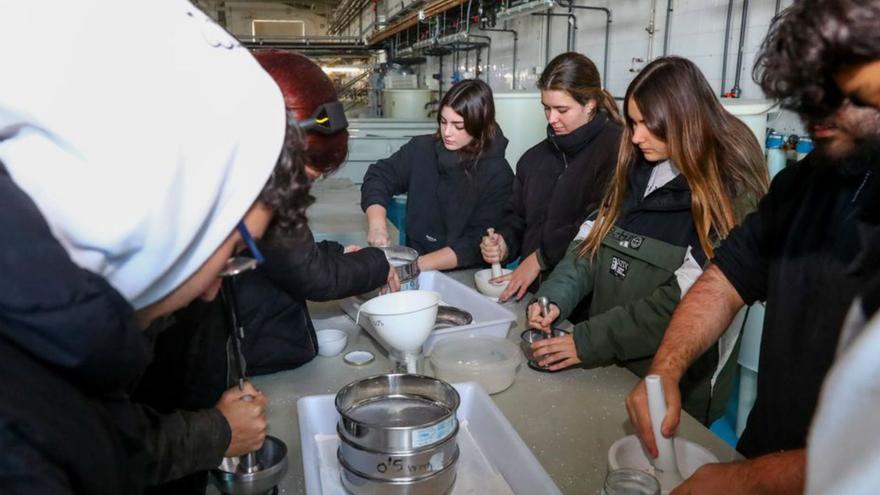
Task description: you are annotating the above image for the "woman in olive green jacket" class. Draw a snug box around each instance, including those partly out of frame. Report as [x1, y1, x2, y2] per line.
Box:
[527, 57, 769, 424]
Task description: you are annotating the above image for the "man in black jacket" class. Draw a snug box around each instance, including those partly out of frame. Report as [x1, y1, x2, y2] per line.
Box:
[625, 1, 880, 493]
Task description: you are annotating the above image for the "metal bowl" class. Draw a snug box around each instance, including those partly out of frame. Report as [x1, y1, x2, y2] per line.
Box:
[379, 246, 420, 289]
[335, 374, 460, 453]
[520, 328, 570, 365]
[434, 305, 474, 329]
[210, 435, 288, 495]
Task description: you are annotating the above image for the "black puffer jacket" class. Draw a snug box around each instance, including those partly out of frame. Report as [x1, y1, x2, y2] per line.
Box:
[361, 128, 514, 268]
[0, 162, 229, 493]
[499, 111, 621, 273]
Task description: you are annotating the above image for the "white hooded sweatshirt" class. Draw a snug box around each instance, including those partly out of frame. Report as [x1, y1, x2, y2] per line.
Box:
[0, 1, 286, 309]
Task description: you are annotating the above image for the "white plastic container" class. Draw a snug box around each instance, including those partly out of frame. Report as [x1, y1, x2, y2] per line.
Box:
[297, 382, 561, 495]
[316, 329, 348, 357]
[430, 336, 522, 394]
[341, 271, 517, 354]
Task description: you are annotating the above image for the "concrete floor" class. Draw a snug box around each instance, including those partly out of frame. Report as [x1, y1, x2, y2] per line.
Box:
[307, 177, 398, 247]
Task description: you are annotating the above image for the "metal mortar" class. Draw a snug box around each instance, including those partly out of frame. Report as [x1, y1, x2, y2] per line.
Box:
[210, 435, 289, 495]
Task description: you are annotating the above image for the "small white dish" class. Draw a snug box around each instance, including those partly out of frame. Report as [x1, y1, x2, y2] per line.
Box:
[343, 350, 375, 366]
[316, 329, 347, 357]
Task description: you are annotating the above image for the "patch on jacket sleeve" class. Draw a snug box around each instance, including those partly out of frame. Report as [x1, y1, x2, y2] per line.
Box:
[609, 256, 629, 279]
[574, 220, 595, 241]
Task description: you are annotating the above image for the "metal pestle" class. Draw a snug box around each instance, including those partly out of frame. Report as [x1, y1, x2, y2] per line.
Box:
[486, 228, 504, 285]
[538, 296, 551, 338]
[219, 264, 262, 474]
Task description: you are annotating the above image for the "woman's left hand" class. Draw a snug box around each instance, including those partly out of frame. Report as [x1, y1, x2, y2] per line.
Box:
[498, 252, 542, 302]
[531, 333, 581, 371]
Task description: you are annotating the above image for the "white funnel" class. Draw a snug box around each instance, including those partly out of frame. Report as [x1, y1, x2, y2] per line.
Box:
[646, 375, 684, 490]
[357, 291, 440, 372]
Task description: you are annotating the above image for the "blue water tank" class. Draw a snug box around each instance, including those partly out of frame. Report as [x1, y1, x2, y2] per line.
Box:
[766, 133, 786, 178]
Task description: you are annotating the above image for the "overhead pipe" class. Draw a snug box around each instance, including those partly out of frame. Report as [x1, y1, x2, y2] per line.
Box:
[731, 0, 750, 98]
[775, 0, 781, 15]
[466, 33, 492, 84]
[329, 0, 365, 34]
[531, 12, 576, 52]
[333, 0, 369, 35]
[646, 0, 658, 61]
[661, 0, 673, 55]
[555, 1, 612, 86]
[720, 0, 735, 96]
[479, 27, 518, 89]
[545, 9, 552, 65]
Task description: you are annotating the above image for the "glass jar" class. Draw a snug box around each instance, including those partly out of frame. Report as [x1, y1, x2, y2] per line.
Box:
[603, 468, 661, 495]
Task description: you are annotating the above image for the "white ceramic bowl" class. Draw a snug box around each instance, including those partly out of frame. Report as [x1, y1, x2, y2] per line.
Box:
[607, 435, 718, 494]
[473, 268, 512, 299]
[357, 290, 440, 352]
[430, 336, 522, 394]
[316, 329, 348, 357]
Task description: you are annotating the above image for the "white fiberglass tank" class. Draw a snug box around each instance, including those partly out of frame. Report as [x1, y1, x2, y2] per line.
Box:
[383, 89, 433, 119]
[720, 98, 775, 152]
[494, 91, 547, 168]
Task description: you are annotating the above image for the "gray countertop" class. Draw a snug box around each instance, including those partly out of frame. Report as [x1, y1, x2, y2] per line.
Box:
[247, 269, 742, 495]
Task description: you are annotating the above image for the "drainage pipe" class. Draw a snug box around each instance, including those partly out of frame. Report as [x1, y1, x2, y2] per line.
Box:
[720, 0, 735, 95]
[731, 0, 750, 98]
[555, 1, 611, 86]
[661, 0, 673, 55]
[479, 27, 518, 89]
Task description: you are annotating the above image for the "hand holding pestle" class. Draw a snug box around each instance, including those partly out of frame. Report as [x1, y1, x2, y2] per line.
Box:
[645, 375, 683, 490]
[237, 394, 262, 473]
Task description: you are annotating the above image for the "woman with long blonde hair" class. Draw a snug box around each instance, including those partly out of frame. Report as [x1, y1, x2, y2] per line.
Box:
[527, 57, 768, 425]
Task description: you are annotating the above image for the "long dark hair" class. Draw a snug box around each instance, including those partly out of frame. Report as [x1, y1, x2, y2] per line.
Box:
[581, 57, 768, 259]
[754, 0, 880, 119]
[538, 52, 623, 125]
[435, 79, 497, 169]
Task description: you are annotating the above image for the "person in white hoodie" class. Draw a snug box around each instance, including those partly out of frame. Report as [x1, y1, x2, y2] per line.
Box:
[0, 1, 307, 492]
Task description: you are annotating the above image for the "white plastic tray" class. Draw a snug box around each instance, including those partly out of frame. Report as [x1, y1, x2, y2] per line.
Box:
[297, 382, 561, 495]
[340, 271, 517, 354]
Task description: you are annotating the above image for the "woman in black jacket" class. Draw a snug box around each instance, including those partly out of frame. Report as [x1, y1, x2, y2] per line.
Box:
[362, 79, 514, 270]
[480, 52, 623, 301]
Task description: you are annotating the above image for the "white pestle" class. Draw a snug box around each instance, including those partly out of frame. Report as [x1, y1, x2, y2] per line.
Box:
[486, 228, 504, 284]
[645, 375, 684, 489]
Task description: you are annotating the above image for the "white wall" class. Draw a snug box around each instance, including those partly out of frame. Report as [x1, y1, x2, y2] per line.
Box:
[381, 0, 792, 100]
